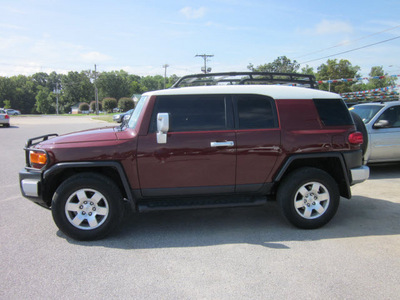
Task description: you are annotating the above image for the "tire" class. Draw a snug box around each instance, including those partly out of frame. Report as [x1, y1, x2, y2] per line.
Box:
[277, 167, 340, 229]
[51, 173, 123, 241]
[351, 111, 368, 158]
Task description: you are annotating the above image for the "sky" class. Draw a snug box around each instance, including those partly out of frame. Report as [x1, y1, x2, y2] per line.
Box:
[1, 0, 400, 78]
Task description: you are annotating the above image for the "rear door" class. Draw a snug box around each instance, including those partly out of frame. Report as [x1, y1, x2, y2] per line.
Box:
[233, 94, 281, 191]
[137, 94, 236, 197]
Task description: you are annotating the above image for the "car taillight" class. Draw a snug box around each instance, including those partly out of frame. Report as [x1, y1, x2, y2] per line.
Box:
[348, 132, 363, 145]
[5, 114, 9, 119]
[30, 151, 47, 168]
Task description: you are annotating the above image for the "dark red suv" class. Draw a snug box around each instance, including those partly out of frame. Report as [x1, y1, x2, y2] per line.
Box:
[19, 72, 369, 240]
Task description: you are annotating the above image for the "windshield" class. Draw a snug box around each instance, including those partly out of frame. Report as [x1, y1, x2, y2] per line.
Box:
[350, 105, 384, 124]
[127, 96, 147, 129]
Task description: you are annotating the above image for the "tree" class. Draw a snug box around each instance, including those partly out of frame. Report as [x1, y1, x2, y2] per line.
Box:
[102, 97, 117, 112]
[9, 75, 37, 113]
[366, 66, 397, 89]
[140, 75, 164, 91]
[301, 65, 315, 76]
[90, 101, 102, 112]
[248, 56, 300, 73]
[129, 81, 146, 94]
[61, 71, 94, 113]
[3, 99, 11, 109]
[118, 97, 135, 111]
[97, 70, 131, 100]
[79, 103, 90, 112]
[35, 86, 54, 114]
[316, 59, 361, 93]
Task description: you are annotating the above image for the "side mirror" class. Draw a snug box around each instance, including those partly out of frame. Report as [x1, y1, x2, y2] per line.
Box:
[373, 120, 390, 129]
[157, 113, 169, 144]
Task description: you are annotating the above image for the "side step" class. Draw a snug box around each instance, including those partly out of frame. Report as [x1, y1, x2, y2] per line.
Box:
[137, 195, 268, 212]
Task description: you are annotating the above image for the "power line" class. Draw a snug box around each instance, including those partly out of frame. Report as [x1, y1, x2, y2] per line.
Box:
[295, 24, 400, 59]
[300, 35, 400, 64]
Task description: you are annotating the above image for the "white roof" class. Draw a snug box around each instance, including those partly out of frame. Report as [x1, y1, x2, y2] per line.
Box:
[143, 85, 340, 100]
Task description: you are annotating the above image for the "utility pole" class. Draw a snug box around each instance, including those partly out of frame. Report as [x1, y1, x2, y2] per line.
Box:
[195, 54, 214, 73]
[53, 82, 60, 115]
[162, 64, 169, 89]
[94, 64, 99, 115]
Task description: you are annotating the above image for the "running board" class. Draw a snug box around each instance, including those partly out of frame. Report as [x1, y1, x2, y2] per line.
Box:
[137, 195, 268, 212]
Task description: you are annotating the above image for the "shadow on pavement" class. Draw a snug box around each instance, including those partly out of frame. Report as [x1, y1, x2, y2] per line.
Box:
[62, 193, 400, 250]
[59, 162, 400, 249]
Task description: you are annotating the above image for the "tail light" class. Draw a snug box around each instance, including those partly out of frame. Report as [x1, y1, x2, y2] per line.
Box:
[348, 132, 363, 145]
[5, 114, 9, 119]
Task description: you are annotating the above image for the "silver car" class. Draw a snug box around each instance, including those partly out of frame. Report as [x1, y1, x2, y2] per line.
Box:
[350, 101, 400, 163]
[112, 109, 134, 123]
[0, 109, 10, 127]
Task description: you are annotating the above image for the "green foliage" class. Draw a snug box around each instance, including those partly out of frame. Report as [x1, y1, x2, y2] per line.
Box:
[79, 103, 90, 111]
[62, 71, 94, 113]
[118, 97, 135, 111]
[3, 99, 11, 109]
[301, 65, 315, 76]
[90, 101, 102, 112]
[141, 75, 164, 91]
[316, 59, 361, 93]
[248, 56, 300, 73]
[0, 62, 397, 115]
[97, 70, 131, 100]
[102, 97, 117, 112]
[35, 86, 54, 114]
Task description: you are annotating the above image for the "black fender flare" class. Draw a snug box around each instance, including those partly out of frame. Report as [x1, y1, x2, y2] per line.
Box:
[273, 152, 352, 199]
[43, 161, 134, 205]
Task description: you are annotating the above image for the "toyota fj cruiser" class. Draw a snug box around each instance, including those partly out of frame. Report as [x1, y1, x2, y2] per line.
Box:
[19, 72, 369, 240]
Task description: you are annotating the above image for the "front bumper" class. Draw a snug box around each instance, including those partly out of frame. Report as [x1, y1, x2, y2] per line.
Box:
[19, 168, 49, 208]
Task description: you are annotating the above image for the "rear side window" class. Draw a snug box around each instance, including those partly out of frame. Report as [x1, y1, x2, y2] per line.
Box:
[313, 98, 353, 126]
[235, 95, 278, 129]
[151, 95, 227, 132]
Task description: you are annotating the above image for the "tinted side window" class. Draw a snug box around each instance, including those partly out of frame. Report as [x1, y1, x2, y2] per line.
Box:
[313, 99, 353, 126]
[377, 106, 400, 128]
[236, 95, 278, 129]
[151, 95, 227, 132]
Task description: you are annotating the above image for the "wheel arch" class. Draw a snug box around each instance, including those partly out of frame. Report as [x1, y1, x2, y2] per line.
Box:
[273, 153, 351, 199]
[42, 161, 134, 207]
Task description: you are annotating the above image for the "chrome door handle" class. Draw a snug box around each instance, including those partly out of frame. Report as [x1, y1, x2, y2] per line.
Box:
[210, 141, 234, 147]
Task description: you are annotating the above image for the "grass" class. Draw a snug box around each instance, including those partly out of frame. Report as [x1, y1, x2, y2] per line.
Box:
[92, 115, 114, 123]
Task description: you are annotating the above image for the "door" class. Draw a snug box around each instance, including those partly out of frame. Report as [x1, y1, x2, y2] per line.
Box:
[137, 94, 236, 197]
[369, 105, 400, 162]
[233, 94, 281, 191]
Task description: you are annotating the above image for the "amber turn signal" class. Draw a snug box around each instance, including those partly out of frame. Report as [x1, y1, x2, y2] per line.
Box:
[30, 151, 47, 167]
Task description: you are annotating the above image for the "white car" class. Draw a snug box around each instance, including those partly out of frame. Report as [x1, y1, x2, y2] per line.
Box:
[5, 109, 21, 115]
[350, 101, 400, 163]
[0, 109, 10, 127]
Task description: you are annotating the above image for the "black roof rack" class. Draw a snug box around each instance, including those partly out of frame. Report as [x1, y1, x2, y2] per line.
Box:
[171, 72, 317, 89]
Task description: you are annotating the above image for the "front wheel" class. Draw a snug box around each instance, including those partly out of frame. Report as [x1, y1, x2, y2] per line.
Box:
[52, 173, 123, 240]
[277, 167, 340, 229]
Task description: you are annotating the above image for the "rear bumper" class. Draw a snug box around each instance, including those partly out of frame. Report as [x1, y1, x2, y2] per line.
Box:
[350, 165, 369, 185]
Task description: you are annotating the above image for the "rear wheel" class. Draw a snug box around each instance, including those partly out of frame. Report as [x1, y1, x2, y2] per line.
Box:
[52, 173, 123, 240]
[277, 167, 340, 229]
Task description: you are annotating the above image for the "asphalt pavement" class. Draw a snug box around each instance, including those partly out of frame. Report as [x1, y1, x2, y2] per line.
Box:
[1, 116, 399, 299]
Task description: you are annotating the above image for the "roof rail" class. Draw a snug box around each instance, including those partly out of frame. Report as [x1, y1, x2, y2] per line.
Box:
[171, 72, 317, 89]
